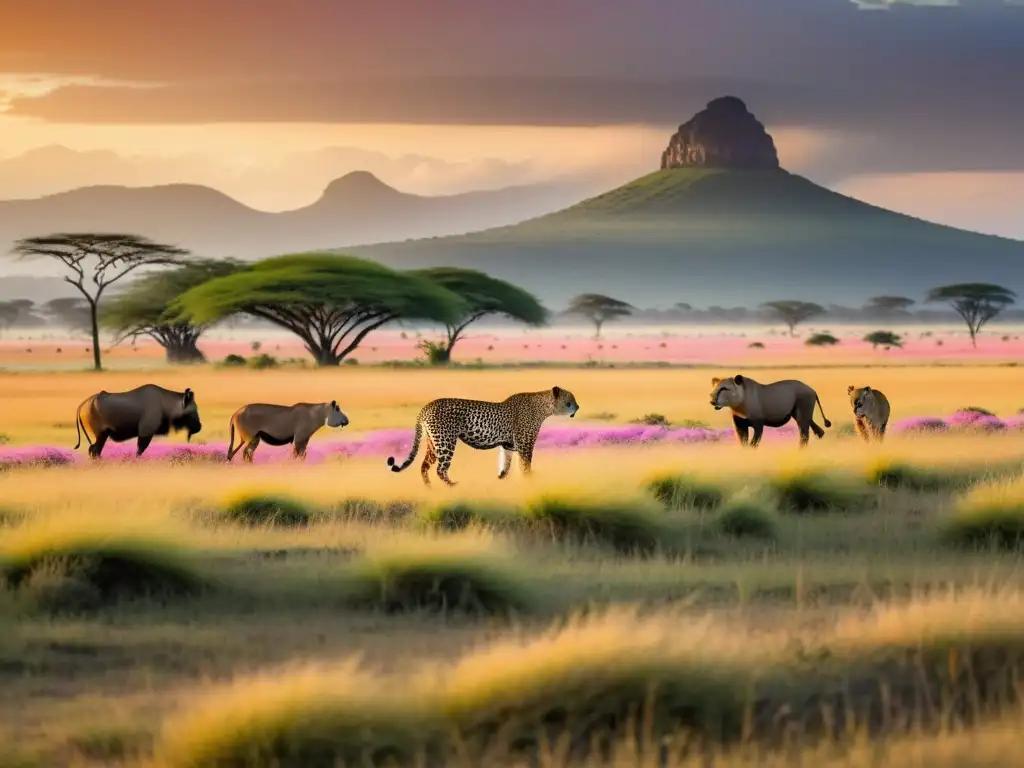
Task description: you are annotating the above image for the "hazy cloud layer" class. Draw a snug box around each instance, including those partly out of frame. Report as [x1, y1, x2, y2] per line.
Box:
[2, 0, 1021, 174]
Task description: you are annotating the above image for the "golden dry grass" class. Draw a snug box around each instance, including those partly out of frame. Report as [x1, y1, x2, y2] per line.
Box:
[3, 361, 1024, 765]
[2, 363, 1023, 444]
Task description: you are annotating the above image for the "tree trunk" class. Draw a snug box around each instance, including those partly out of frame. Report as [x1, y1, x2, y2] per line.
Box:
[165, 341, 207, 364]
[594, 318, 604, 339]
[88, 300, 102, 371]
[312, 346, 342, 366]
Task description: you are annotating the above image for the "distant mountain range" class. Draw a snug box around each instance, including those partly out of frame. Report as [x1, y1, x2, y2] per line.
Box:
[0, 169, 599, 261]
[350, 167, 1024, 307]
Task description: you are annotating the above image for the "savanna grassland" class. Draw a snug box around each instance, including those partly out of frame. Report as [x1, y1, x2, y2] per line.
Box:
[3, 352, 1024, 767]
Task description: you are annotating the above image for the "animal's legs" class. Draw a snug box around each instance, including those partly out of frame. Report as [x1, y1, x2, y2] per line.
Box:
[854, 419, 870, 443]
[877, 422, 888, 441]
[798, 421, 811, 447]
[810, 420, 825, 439]
[136, 434, 153, 457]
[517, 443, 535, 476]
[88, 431, 109, 458]
[732, 415, 750, 446]
[497, 446, 513, 479]
[293, 437, 310, 461]
[750, 424, 764, 448]
[420, 440, 437, 486]
[242, 436, 261, 464]
[434, 437, 458, 486]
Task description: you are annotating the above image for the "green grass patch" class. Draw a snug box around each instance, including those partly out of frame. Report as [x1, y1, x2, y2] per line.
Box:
[522, 494, 676, 554]
[218, 491, 313, 527]
[713, 493, 778, 540]
[0, 527, 211, 613]
[341, 540, 538, 616]
[644, 472, 726, 510]
[764, 468, 875, 515]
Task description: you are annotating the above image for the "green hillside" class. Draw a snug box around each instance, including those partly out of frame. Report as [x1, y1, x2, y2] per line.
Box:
[351, 168, 1024, 307]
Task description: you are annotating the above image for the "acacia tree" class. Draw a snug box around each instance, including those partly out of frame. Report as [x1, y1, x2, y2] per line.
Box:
[10, 233, 188, 370]
[865, 296, 915, 317]
[0, 302, 18, 336]
[566, 293, 634, 339]
[926, 283, 1017, 348]
[102, 259, 244, 364]
[760, 300, 825, 337]
[172, 253, 468, 366]
[411, 267, 547, 364]
[44, 297, 92, 335]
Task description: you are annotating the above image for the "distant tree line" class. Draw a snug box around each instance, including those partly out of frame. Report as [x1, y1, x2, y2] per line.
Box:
[2, 229, 1018, 366]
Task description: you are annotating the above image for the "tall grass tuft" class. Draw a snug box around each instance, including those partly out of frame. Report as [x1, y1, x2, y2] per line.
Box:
[156, 662, 436, 768]
[341, 537, 538, 616]
[0, 505, 25, 527]
[713, 493, 778, 539]
[522, 493, 676, 554]
[866, 459, 959, 492]
[417, 500, 517, 531]
[218, 490, 313, 527]
[764, 467, 874, 514]
[0, 524, 211, 612]
[940, 479, 1024, 550]
[154, 592, 1024, 766]
[644, 471, 726, 510]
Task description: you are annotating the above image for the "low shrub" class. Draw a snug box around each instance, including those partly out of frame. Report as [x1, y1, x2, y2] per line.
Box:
[644, 472, 725, 510]
[713, 494, 778, 539]
[0, 527, 210, 612]
[417, 501, 516, 531]
[867, 460, 959, 492]
[631, 413, 670, 427]
[940, 482, 1024, 550]
[247, 353, 279, 369]
[805, 332, 839, 347]
[341, 540, 537, 616]
[219, 492, 313, 527]
[764, 468, 874, 514]
[221, 354, 246, 366]
[522, 494, 674, 553]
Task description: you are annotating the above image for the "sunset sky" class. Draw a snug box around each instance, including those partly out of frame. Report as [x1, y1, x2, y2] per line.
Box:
[0, 0, 1021, 236]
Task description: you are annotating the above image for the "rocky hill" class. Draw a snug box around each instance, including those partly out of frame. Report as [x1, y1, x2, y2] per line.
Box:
[350, 97, 1024, 307]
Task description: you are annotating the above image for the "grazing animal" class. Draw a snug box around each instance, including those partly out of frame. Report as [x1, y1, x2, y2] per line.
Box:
[386, 386, 580, 486]
[847, 385, 890, 442]
[74, 384, 202, 458]
[710, 374, 831, 448]
[227, 401, 349, 462]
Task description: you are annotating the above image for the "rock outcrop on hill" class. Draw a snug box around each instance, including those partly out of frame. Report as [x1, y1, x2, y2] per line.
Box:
[661, 96, 780, 170]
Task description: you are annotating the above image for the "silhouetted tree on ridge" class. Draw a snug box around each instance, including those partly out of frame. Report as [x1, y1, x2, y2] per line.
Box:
[10, 233, 188, 370]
